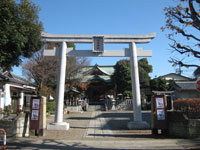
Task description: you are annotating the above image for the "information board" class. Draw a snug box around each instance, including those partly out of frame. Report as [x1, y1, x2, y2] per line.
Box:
[30, 97, 41, 130]
[153, 95, 167, 129]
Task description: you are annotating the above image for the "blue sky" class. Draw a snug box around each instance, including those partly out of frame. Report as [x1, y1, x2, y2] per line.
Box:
[13, 0, 196, 78]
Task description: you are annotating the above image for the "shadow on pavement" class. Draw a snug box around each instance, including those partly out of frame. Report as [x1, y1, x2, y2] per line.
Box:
[100, 111, 152, 130]
[5, 110, 200, 150]
[87, 133, 153, 138]
[68, 117, 94, 120]
[6, 139, 136, 150]
[6, 138, 200, 150]
[67, 111, 152, 128]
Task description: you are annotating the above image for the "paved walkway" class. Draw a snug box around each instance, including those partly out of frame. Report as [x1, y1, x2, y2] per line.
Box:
[5, 111, 200, 150]
[84, 111, 113, 138]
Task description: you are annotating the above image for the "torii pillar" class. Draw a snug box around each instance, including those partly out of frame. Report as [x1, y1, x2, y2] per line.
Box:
[42, 32, 156, 130]
[127, 42, 150, 129]
[47, 42, 70, 130]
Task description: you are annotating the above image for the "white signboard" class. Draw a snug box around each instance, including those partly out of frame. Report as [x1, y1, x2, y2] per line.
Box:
[93, 36, 104, 53]
[31, 110, 39, 120]
[32, 99, 40, 109]
[156, 97, 164, 109]
[157, 109, 165, 120]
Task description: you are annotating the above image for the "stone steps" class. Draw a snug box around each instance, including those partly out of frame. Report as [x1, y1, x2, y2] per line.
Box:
[88, 105, 105, 111]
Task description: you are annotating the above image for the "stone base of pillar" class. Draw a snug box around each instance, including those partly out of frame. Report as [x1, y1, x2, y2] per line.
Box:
[47, 122, 70, 131]
[127, 121, 150, 130]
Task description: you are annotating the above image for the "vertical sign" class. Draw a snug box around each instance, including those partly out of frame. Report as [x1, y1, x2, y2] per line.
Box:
[30, 97, 41, 130]
[93, 36, 104, 53]
[154, 95, 167, 129]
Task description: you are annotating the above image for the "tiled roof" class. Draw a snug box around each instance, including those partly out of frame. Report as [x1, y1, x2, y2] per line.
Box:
[0, 71, 35, 86]
[0, 74, 8, 81]
[174, 81, 196, 90]
[83, 65, 114, 76]
[80, 65, 114, 82]
[87, 75, 111, 82]
[98, 66, 114, 75]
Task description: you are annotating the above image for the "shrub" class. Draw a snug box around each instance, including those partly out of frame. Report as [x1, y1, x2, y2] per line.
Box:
[174, 98, 200, 119]
[46, 101, 56, 113]
[123, 90, 132, 97]
[3, 105, 12, 114]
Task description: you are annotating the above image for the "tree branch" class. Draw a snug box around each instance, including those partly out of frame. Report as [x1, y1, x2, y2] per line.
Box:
[169, 36, 200, 58]
[169, 57, 199, 68]
[189, 0, 200, 30]
[173, 25, 200, 41]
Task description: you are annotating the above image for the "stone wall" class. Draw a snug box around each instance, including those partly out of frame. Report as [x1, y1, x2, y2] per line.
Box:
[0, 113, 29, 137]
[105, 99, 133, 111]
[116, 99, 133, 110]
[168, 112, 200, 138]
[65, 106, 82, 112]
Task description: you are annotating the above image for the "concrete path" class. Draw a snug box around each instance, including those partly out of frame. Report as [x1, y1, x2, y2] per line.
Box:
[84, 111, 113, 138]
[5, 111, 200, 150]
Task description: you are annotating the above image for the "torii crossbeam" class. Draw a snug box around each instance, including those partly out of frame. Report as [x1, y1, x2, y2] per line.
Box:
[42, 32, 156, 130]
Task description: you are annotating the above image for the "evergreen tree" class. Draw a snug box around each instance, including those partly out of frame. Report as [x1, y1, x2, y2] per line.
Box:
[112, 59, 152, 95]
[0, 0, 43, 70]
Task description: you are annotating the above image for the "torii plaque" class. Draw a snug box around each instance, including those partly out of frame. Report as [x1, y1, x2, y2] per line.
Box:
[42, 32, 156, 130]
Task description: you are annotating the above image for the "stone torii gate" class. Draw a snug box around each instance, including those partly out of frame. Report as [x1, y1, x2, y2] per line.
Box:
[42, 32, 156, 130]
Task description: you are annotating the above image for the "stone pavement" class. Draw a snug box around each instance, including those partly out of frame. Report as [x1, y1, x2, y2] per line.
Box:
[4, 110, 200, 150]
[84, 111, 113, 138]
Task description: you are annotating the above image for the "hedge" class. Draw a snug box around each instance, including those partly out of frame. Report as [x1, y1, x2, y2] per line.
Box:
[174, 98, 200, 119]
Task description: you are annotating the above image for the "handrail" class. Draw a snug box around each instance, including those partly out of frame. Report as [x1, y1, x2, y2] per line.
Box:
[0, 129, 6, 150]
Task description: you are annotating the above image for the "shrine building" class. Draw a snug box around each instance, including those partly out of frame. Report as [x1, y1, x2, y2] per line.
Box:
[80, 64, 115, 104]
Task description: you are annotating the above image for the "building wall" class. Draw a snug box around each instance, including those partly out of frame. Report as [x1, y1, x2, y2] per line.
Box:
[162, 73, 191, 81]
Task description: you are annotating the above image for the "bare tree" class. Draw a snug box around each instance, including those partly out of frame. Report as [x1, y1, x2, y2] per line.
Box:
[66, 56, 90, 87]
[23, 50, 58, 95]
[23, 43, 90, 95]
[162, 0, 200, 73]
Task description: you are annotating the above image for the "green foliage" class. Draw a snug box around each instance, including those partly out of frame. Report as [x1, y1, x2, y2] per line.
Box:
[138, 58, 152, 88]
[67, 42, 76, 50]
[167, 79, 175, 91]
[112, 59, 152, 95]
[141, 93, 147, 110]
[46, 101, 56, 113]
[150, 77, 169, 91]
[112, 59, 131, 94]
[0, 0, 43, 70]
[3, 105, 12, 114]
[123, 90, 132, 97]
[2, 105, 20, 115]
[150, 77, 175, 91]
